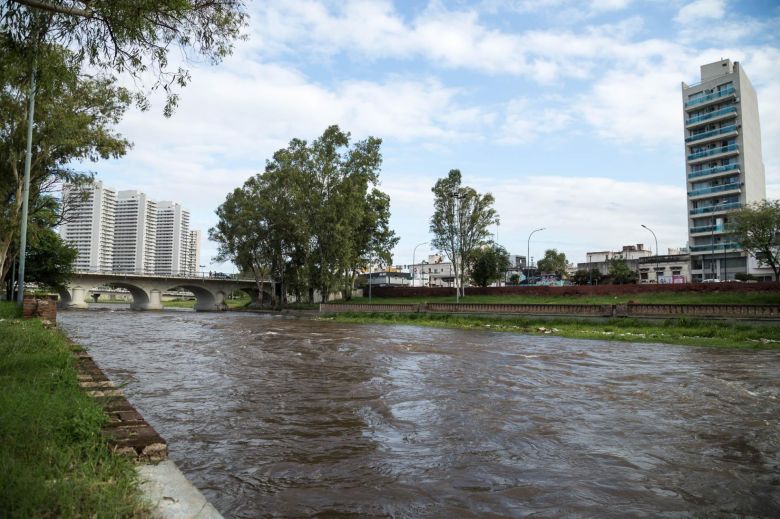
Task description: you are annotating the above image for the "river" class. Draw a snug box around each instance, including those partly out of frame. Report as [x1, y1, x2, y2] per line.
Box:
[58, 309, 780, 518]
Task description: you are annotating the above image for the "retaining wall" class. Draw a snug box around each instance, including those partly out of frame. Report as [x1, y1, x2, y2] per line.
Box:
[371, 282, 779, 298]
[320, 302, 780, 321]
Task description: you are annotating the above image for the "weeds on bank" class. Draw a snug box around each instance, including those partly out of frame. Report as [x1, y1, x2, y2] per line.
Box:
[0, 302, 147, 517]
[325, 311, 780, 349]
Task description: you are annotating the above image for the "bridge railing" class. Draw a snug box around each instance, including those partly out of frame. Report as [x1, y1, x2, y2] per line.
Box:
[72, 268, 254, 282]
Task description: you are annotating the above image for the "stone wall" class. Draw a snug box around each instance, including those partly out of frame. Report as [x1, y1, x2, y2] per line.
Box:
[22, 294, 58, 322]
[371, 282, 779, 298]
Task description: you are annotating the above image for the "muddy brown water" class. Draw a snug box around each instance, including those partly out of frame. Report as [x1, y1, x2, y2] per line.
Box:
[58, 310, 780, 518]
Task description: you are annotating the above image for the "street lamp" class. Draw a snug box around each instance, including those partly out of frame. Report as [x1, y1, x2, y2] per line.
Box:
[641, 224, 659, 282]
[411, 241, 428, 287]
[527, 227, 545, 284]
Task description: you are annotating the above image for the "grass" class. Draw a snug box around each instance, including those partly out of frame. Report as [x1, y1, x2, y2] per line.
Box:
[161, 293, 252, 309]
[0, 301, 147, 518]
[348, 290, 780, 305]
[325, 311, 780, 349]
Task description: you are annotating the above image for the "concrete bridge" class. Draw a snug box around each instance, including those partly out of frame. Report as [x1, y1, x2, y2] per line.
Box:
[61, 271, 273, 311]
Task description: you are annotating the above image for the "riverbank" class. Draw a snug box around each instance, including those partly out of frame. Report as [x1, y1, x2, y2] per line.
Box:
[0, 302, 147, 516]
[324, 311, 780, 349]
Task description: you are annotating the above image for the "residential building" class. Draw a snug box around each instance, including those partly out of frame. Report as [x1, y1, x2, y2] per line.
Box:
[113, 190, 157, 273]
[155, 201, 191, 275]
[60, 181, 116, 272]
[577, 244, 652, 277]
[182, 230, 202, 275]
[682, 59, 770, 281]
[638, 251, 691, 284]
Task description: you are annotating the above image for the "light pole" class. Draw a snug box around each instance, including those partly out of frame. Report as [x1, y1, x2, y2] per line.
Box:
[411, 241, 428, 287]
[641, 224, 659, 282]
[527, 227, 545, 284]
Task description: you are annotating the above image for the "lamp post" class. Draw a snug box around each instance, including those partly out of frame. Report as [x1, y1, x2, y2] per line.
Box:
[641, 224, 659, 283]
[527, 227, 545, 284]
[411, 241, 428, 288]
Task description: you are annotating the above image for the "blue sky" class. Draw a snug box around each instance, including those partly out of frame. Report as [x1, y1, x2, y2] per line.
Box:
[94, 0, 780, 270]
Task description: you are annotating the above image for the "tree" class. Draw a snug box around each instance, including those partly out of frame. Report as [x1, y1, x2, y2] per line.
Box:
[536, 249, 568, 278]
[508, 273, 520, 285]
[608, 258, 637, 285]
[430, 169, 498, 297]
[2, 0, 247, 115]
[729, 200, 780, 281]
[0, 38, 130, 287]
[210, 126, 398, 307]
[470, 243, 510, 287]
[571, 269, 590, 285]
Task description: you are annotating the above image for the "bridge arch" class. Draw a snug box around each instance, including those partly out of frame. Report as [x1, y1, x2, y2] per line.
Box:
[173, 284, 227, 311]
[239, 286, 274, 307]
[108, 282, 160, 310]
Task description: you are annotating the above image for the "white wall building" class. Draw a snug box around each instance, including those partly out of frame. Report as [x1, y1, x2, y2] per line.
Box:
[182, 229, 202, 275]
[114, 190, 157, 273]
[155, 201, 192, 275]
[60, 181, 116, 272]
[682, 59, 771, 281]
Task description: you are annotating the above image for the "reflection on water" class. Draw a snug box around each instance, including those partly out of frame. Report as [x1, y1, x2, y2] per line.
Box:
[58, 311, 780, 518]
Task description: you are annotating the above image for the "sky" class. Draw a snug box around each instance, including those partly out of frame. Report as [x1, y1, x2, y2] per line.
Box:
[91, 0, 780, 271]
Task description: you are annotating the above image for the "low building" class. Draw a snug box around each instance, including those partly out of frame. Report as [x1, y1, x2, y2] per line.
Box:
[577, 244, 652, 277]
[638, 253, 691, 283]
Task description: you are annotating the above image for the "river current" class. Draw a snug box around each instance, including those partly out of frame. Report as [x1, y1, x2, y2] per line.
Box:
[58, 310, 780, 518]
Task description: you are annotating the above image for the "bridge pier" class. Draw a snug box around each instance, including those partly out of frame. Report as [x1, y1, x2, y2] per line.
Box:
[130, 289, 164, 311]
[69, 287, 89, 309]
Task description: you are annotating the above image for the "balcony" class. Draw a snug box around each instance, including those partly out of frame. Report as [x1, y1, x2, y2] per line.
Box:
[686, 106, 737, 126]
[689, 201, 741, 215]
[689, 224, 724, 234]
[688, 182, 742, 198]
[687, 143, 738, 161]
[685, 124, 738, 143]
[688, 163, 740, 180]
[689, 242, 741, 252]
[684, 86, 736, 108]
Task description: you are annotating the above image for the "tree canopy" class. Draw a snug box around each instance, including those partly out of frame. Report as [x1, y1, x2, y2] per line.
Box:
[210, 126, 398, 306]
[608, 258, 637, 284]
[470, 242, 510, 287]
[729, 200, 780, 281]
[0, 37, 130, 287]
[1, 0, 247, 115]
[430, 169, 498, 297]
[536, 248, 568, 278]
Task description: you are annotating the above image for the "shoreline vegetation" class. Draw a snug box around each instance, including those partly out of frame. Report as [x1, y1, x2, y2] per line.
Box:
[0, 301, 146, 517]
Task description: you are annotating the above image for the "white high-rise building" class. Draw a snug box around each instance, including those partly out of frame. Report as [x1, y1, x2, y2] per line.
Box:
[155, 201, 191, 275]
[114, 190, 157, 273]
[182, 230, 202, 275]
[682, 59, 769, 281]
[60, 180, 117, 272]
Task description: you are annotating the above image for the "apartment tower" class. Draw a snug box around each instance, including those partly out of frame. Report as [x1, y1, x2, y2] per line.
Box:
[113, 190, 157, 273]
[682, 59, 767, 281]
[155, 201, 191, 275]
[60, 180, 117, 272]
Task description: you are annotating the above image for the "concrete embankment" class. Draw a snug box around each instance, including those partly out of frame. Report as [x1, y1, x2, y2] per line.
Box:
[320, 302, 780, 323]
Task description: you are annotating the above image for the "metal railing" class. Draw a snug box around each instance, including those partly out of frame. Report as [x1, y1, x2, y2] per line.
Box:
[686, 105, 737, 125]
[684, 86, 736, 107]
[687, 143, 738, 161]
[689, 202, 741, 215]
[685, 124, 738, 143]
[687, 182, 742, 197]
[689, 242, 741, 252]
[687, 163, 739, 179]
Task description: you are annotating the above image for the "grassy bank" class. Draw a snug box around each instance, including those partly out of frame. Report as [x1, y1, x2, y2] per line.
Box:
[325, 312, 780, 349]
[0, 301, 146, 517]
[162, 294, 252, 309]
[349, 291, 780, 305]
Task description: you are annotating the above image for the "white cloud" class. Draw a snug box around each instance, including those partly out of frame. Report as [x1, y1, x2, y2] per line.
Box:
[497, 98, 572, 144]
[674, 0, 726, 25]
